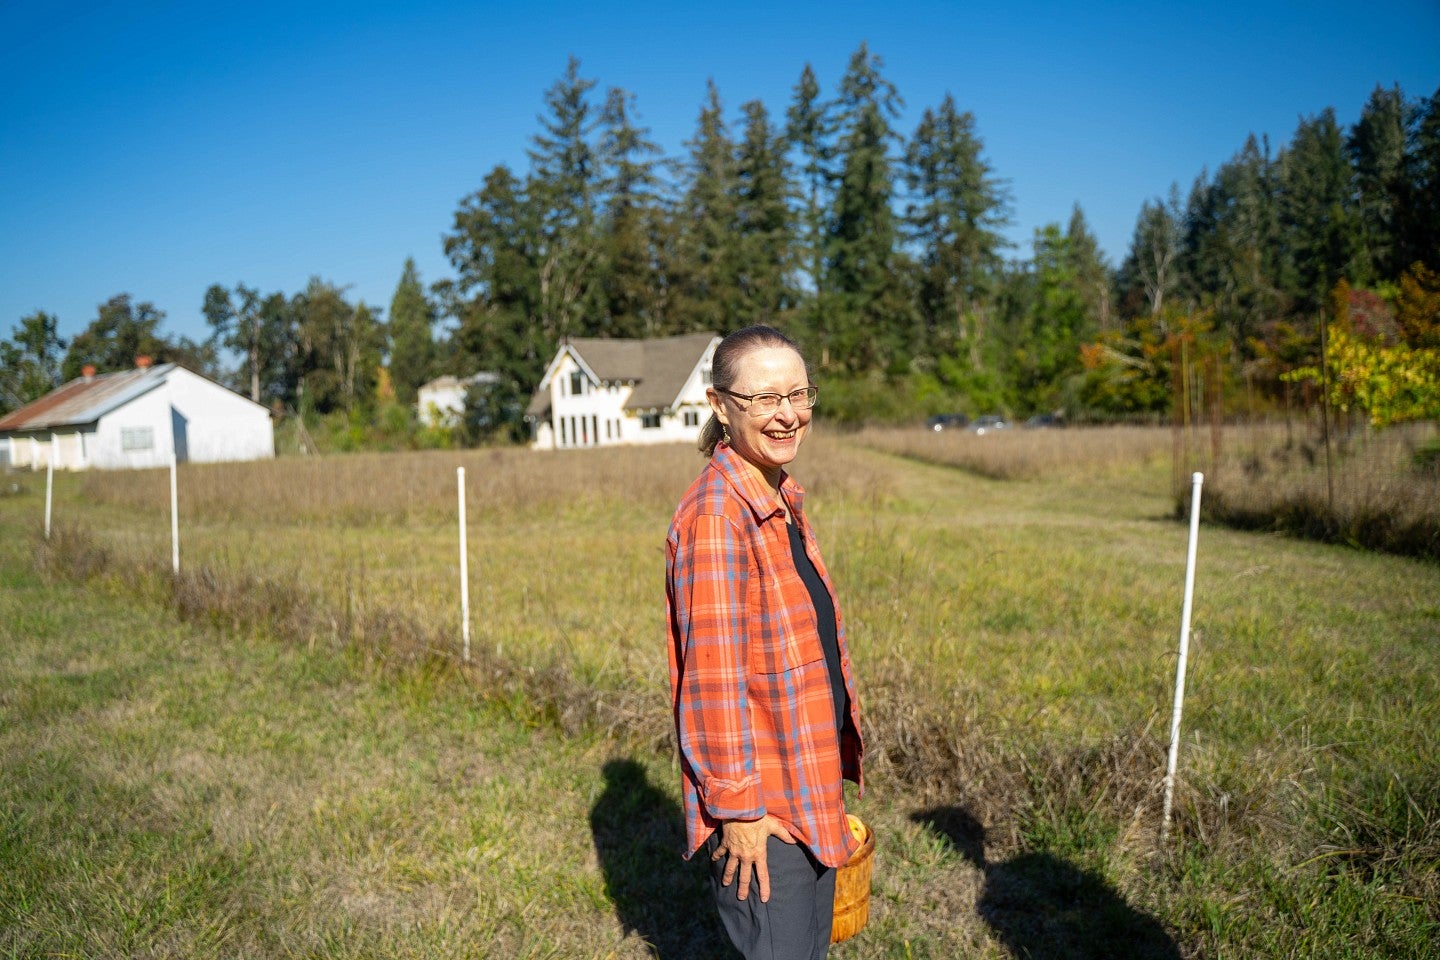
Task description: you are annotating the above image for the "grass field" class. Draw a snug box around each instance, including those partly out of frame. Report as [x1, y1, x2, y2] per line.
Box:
[3, 429, 1437, 958]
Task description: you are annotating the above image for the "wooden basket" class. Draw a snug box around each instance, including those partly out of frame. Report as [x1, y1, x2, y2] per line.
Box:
[831, 816, 875, 944]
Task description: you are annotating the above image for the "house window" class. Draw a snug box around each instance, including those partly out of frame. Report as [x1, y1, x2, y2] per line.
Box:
[570, 371, 585, 395]
[683, 410, 700, 427]
[121, 426, 154, 452]
[560, 417, 568, 446]
[641, 413, 661, 429]
[702, 366, 712, 385]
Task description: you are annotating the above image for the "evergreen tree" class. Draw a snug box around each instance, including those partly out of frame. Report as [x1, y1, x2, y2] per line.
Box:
[902, 93, 1010, 368]
[1065, 204, 1112, 333]
[733, 99, 794, 326]
[1182, 135, 1283, 349]
[829, 42, 905, 372]
[672, 80, 741, 332]
[1277, 109, 1361, 314]
[1402, 85, 1440, 272]
[1348, 85, 1408, 283]
[597, 86, 666, 337]
[526, 57, 603, 341]
[387, 257, 438, 405]
[1010, 224, 1092, 412]
[783, 63, 836, 354]
[443, 164, 547, 435]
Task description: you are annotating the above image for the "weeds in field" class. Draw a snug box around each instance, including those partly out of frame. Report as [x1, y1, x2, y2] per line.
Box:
[851, 424, 1174, 481]
[1190, 420, 1440, 561]
[13, 431, 1440, 957]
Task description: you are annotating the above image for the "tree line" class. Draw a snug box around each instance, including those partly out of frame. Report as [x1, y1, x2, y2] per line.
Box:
[4, 46, 1438, 436]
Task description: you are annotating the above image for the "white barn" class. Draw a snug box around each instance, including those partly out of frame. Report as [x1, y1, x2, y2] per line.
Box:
[525, 332, 720, 450]
[0, 360, 274, 471]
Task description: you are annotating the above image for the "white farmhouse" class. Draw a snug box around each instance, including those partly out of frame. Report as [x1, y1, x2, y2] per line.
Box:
[525, 332, 720, 449]
[416, 372, 501, 428]
[0, 359, 274, 471]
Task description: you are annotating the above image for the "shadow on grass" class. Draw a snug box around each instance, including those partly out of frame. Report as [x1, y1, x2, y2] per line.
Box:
[591, 758, 732, 960]
[912, 807, 1180, 960]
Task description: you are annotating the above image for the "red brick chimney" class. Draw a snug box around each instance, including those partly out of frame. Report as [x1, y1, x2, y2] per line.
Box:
[82, 364, 97, 379]
[135, 355, 153, 369]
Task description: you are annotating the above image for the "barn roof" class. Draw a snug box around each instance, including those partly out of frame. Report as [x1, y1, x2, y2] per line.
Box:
[0, 363, 175, 433]
[524, 332, 717, 418]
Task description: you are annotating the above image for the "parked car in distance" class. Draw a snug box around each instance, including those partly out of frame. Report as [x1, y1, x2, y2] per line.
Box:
[970, 415, 1009, 435]
[926, 413, 970, 431]
[1024, 412, 1065, 428]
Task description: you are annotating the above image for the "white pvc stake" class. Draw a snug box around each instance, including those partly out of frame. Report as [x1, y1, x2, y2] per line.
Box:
[45, 442, 55, 539]
[457, 466, 471, 663]
[1162, 471, 1204, 844]
[169, 453, 180, 575]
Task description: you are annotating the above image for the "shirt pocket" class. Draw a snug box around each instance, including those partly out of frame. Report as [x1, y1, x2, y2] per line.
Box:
[748, 570, 826, 676]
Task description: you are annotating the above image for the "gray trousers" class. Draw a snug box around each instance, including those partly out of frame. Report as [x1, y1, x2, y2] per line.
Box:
[706, 833, 836, 960]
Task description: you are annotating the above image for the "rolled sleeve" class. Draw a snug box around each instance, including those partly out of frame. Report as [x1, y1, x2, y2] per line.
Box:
[670, 512, 765, 823]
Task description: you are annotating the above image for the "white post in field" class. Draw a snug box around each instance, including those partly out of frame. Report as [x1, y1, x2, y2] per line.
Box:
[45, 440, 56, 540]
[1162, 471, 1204, 844]
[457, 466, 471, 663]
[169, 452, 180, 575]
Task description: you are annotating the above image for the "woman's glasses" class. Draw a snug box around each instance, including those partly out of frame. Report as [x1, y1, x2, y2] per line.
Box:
[718, 386, 819, 418]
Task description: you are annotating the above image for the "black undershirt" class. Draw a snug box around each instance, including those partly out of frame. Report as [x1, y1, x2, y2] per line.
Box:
[785, 518, 848, 735]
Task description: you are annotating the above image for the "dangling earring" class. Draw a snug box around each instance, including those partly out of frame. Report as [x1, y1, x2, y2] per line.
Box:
[722, 425, 731, 444]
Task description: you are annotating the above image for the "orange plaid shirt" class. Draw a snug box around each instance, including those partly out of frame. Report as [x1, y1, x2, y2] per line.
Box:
[666, 442, 864, 869]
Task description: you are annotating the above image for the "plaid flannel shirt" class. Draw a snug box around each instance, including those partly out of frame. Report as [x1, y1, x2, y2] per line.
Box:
[666, 442, 864, 869]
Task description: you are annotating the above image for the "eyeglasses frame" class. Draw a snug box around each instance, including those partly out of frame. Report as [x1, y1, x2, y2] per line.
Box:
[716, 385, 819, 417]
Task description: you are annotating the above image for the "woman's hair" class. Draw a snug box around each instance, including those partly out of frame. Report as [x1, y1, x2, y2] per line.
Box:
[698, 325, 808, 457]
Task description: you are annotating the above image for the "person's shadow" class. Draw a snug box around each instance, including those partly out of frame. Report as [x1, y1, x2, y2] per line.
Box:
[591, 758, 733, 959]
[911, 806, 1182, 960]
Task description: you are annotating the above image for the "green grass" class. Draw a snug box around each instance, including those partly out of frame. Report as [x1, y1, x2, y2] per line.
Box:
[3, 431, 1438, 958]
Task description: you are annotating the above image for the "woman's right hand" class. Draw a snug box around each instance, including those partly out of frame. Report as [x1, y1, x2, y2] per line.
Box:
[712, 814, 797, 902]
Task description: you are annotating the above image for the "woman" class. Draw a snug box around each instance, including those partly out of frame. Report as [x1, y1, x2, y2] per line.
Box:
[666, 325, 863, 960]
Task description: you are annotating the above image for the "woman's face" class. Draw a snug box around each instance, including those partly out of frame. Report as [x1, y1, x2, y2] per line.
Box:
[707, 345, 812, 483]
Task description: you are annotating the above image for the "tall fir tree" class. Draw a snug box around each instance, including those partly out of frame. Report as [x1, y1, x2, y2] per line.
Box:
[387, 257, 438, 405]
[672, 80, 741, 332]
[1402, 85, 1440, 273]
[1065, 205, 1112, 333]
[597, 86, 666, 338]
[829, 42, 905, 372]
[526, 57, 603, 341]
[1277, 109, 1361, 315]
[902, 93, 1010, 369]
[783, 63, 836, 354]
[443, 164, 547, 434]
[733, 99, 794, 326]
[1347, 85, 1408, 284]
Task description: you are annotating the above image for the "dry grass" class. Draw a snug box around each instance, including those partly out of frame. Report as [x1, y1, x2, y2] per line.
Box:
[12, 429, 1440, 957]
[851, 424, 1174, 481]
[1187, 420, 1440, 561]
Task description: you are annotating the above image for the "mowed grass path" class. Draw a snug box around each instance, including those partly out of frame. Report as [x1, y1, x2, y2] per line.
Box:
[4, 432, 1439, 957]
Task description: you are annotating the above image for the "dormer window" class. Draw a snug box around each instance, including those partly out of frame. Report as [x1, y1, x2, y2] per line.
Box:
[570, 371, 585, 395]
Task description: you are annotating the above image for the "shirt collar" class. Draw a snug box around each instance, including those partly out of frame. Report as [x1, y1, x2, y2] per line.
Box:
[711, 442, 805, 523]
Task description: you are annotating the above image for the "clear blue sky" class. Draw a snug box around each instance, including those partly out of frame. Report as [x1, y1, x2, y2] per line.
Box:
[2, 0, 1437, 351]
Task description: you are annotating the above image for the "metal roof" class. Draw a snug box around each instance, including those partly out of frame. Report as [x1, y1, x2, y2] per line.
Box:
[0, 364, 174, 432]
